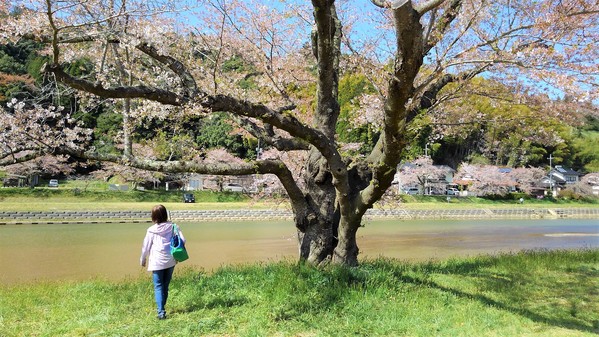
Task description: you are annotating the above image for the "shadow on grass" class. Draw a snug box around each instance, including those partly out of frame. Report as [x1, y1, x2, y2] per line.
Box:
[174, 294, 249, 314]
[389, 250, 599, 334]
[171, 250, 598, 334]
[399, 274, 596, 334]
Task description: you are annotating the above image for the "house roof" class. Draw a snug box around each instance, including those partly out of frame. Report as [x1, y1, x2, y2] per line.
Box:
[540, 176, 565, 185]
[551, 165, 582, 176]
[398, 163, 455, 172]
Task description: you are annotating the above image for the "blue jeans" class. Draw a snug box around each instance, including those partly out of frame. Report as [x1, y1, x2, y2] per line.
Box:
[152, 266, 175, 316]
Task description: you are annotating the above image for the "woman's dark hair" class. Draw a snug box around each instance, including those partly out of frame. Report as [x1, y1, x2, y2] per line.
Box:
[151, 204, 169, 224]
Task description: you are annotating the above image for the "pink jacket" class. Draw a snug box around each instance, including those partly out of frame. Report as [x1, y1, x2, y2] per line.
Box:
[140, 222, 186, 271]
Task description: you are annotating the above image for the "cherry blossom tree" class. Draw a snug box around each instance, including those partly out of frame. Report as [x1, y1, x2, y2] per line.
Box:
[578, 172, 599, 197]
[2, 154, 73, 187]
[1, 0, 598, 265]
[508, 167, 546, 194]
[90, 143, 165, 189]
[396, 156, 449, 194]
[559, 181, 596, 199]
[453, 163, 514, 196]
[454, 164, 545, 196]
[581, 173, 599, 186]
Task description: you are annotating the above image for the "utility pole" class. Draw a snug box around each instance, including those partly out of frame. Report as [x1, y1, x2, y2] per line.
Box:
[256, 139, 262, 160]
[549, 154, 553, 196]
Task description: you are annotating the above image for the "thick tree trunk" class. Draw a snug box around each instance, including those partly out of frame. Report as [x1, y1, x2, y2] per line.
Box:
[297, 219, 336, 264]
[333, 218, 360, 266]
[295, 148, 339, 264]
[294, 147, 367, 265]
[294, 2, 345, 265]
[296, 210, 361, 266]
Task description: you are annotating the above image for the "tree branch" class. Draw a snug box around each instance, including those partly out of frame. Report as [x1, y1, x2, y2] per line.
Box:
[236, 117, 310, 151]
[44, 0, 60, 64]
[41, 60, 339, 166]
[42, 63, 186, 105]
[423, 0, 461, 53]
[414, 0, 447, 15]
[202, 94, 337, 158]
[0, 149, 42, 166]
[31, 30, 199, 101]
[135, 42, 199, 99]
[52, 144, 310, 225]
[370, 0, 390, 8]
[357, 1, 425, 216]
[311, 0, 352, 217]
[408, 66, 487, 122]
[0, 141, 310, 226]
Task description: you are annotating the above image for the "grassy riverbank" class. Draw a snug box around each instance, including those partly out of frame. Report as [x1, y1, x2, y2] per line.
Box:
[1, 249, 597, 336]
[1, 187, 597, 212]
[0, 187, 277, 212]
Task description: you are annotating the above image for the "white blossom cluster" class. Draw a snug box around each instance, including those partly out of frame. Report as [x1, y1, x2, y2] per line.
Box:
[2, 98, 92, 155]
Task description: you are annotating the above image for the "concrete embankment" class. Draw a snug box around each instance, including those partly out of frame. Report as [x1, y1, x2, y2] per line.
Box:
[1, 208, 598, 225]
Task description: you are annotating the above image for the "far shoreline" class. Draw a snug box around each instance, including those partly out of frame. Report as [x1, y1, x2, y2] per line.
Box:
[1, 206, 598, 225]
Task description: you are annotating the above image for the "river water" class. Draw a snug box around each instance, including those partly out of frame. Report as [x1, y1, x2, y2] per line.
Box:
[0, 218, 597, 285]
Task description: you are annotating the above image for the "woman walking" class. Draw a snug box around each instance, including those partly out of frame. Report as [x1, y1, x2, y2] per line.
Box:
[140, 204, 185, 319]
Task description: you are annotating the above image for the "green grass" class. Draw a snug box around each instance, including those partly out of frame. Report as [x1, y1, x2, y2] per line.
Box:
[0, 187, 249, 202]
[0, 187, 268, 212]
[1, 249, 597, 336]
[1, 186, 597, 212]
[0, 201, 279, 212]
[395, 194, 598, 207]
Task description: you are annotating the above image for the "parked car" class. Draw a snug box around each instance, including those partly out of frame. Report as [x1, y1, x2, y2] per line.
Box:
[446, 187, 459, 195]
[223, 183, 244, 192]
[403, 187, 419, 195]
[48, 179, 59, 188]
[183, 193, 195, 203]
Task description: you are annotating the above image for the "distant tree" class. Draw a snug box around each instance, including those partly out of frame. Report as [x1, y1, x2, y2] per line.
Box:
[580, 173, 599, 199]
[508, 167, 546, 195]
[195, 112, 251, 159]
[571, 132, 599, 172]
[336, 73, 379, 153]
[455, 164, 544, 196]
[3, 153, 73, 178]
[559, 181, 595, 199]
[582, 116, 599, 132]
[455, 164, 511, 196]
[0, 73, 35, 102]
[90, 143, 164, 189]
[397, 156, 448, 194]
[149, 131, 197, 161]
[426, 78, 588, 168]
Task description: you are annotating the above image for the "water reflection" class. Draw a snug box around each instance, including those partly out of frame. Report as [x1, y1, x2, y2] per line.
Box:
[0, 219, 597, 284]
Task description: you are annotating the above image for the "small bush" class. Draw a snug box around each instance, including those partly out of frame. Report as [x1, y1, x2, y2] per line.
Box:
[484, 192, 528, 201]
[559, 182, 597, 202]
